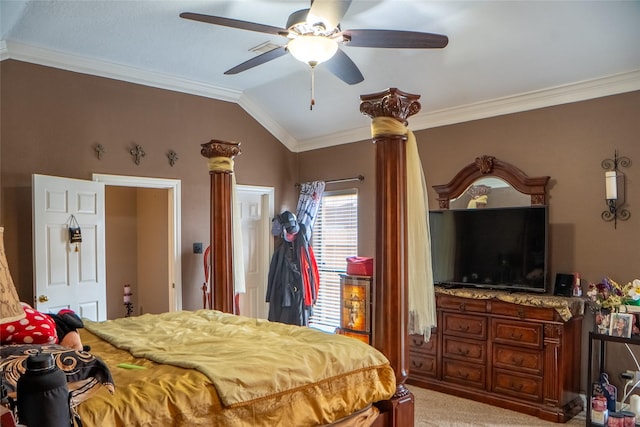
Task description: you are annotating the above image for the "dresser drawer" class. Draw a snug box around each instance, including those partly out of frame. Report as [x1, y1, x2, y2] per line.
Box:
[409, 333, 437, 355]
[443, 313, 487, 339]
[443, 336, 486, 364]
[438, 295, 487, 313]
[409, 351, 437, 378]
[491, 319, 543, 349]
[490, 300, 558, 322]
[442, 359, 486, 389]
[493, 344, 543, 375]
[492, 369, 543, 402]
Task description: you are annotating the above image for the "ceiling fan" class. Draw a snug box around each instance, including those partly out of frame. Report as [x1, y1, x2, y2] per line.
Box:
[179, 0, 448, 86]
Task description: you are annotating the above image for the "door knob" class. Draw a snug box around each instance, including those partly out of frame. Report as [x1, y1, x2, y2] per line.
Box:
[38, 295, 49, 303]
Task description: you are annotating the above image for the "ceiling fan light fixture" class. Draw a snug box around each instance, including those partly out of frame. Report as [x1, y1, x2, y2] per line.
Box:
[288, 35, 338, 66]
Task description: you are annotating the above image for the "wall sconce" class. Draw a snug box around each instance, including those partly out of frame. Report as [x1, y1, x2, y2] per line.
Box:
[602, 150, 631, 228]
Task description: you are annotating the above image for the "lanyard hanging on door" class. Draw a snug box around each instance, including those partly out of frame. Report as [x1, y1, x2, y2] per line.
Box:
[68, 215, 82, 252]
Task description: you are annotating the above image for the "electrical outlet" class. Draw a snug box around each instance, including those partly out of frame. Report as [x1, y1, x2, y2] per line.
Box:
[193, 242, 203, 254]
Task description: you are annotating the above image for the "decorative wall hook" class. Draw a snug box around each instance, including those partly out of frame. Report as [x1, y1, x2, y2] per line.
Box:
[94, 144, 106, 160]
[130, 144, 146, 165]
[601, 149, 631, 228]
[167, 150, 178, 167]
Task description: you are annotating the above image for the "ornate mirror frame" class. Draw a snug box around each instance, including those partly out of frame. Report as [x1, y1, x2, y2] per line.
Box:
[433, 155, 550, 209]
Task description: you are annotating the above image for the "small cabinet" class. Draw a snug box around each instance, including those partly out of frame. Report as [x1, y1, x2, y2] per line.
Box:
[335, 274, 372, 344]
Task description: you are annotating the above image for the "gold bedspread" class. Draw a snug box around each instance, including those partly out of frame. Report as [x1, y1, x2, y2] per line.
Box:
[78, 310, 395, 427]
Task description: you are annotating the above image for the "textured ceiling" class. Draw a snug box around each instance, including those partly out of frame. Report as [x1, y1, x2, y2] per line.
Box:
[2, 1, 640, 152]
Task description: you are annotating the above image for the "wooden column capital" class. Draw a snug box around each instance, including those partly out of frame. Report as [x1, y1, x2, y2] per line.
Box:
[201, 140, 241, 169]
[360, 88, 421, 126]
[201, 139, 241, 314]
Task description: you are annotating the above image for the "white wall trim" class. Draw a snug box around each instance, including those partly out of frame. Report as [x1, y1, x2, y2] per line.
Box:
[5, 40, 241, 103]
[5, 40, 639, 153]
[295, 69, 640, 152]
[92, 173, 183, 312]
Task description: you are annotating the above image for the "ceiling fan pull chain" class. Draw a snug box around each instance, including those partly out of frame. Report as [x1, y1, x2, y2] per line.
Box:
[310, 67, 316, 110]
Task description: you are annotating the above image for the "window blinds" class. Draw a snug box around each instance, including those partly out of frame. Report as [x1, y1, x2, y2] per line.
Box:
[308, 190, 358, 332]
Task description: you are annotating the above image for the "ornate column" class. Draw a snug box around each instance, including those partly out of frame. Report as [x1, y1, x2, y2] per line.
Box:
[360, 88, 421, 426]
[201, 139, 241, 313]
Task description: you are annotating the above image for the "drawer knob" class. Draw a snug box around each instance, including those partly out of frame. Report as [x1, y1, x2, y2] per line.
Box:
[510, 332, 523, 339]
[458, 348, 470, 355]
[412, 338, 424, 347]
[510, 382, 523, 391]
[458, 370, 469, 379]
[459, 325, 470, 332]
[512, 357, 524, 366]
[411, 360, 424, 369]
[459, 303, 466, 311]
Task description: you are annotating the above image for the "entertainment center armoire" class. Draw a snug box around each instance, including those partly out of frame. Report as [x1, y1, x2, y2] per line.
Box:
[406, 155, 584, 422]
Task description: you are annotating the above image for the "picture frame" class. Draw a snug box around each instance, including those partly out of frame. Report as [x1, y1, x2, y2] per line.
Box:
[340, 275, 371, 333]
[609, 312, 634, 338]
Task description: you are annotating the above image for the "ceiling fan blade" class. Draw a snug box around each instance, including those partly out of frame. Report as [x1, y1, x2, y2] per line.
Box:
[224, 46, 289, 75]
[309, 0, 353, 30]
[343, 29, 448, 49]
[324, 48, 364, 85]
[180, 12, 287, 36]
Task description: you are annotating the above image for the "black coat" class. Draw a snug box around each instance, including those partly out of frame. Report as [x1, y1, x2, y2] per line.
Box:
[266, 225, 316, 326]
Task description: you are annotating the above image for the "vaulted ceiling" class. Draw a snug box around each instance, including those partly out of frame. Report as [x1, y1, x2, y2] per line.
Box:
[2, 1, 639, 152]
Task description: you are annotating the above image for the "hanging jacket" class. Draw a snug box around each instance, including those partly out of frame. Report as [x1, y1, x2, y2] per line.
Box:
[266, 224, 319, 326]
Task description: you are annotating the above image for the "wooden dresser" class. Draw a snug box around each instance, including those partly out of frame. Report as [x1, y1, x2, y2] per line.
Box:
[408, 289, 584, 423]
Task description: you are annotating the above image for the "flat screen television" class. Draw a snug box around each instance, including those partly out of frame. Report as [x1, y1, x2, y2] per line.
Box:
[429, 206, 548, 293]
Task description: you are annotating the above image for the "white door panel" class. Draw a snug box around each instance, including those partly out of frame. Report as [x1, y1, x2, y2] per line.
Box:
[33, 174, 106, 321]
[237, 186, 273, 319]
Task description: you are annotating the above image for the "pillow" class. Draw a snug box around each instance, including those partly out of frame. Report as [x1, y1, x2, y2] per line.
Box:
[1, 303, 58, 345]
[0, 344, 114, 407]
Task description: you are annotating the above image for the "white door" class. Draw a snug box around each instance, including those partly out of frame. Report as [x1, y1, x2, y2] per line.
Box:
[32, 174, 106, 321]
[237, 186, 273, 319]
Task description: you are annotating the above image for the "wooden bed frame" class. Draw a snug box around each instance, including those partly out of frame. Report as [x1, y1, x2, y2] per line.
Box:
[201, 88, 421, 427]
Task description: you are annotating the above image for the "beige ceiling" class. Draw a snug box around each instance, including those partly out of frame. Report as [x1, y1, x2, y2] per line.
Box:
[1, 0, 639, 152]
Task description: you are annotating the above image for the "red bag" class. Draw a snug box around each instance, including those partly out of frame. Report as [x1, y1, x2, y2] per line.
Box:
[346, 257, 373, 277]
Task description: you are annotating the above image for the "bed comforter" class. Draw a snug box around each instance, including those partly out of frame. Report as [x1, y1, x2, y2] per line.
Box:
[78, 310, 395, 426]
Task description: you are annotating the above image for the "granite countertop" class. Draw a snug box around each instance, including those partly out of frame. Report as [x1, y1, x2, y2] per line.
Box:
[435, 286, 585, 322]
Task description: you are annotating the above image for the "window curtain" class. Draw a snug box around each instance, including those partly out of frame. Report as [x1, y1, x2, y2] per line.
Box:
[296, 181, 326, 239]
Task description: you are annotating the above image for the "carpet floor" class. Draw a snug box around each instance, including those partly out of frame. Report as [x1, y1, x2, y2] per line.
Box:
[409, 385, 586, 426]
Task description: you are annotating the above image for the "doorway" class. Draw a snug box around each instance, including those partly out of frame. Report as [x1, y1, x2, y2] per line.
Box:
[93, 174, 182, 319]
[236, 185, 274, 319]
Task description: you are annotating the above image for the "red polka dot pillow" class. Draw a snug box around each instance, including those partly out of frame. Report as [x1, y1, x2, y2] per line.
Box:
[1, 303, 58, 345]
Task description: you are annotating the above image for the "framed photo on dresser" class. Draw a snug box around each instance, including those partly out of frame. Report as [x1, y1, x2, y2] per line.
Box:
[610, 312, 633, 338]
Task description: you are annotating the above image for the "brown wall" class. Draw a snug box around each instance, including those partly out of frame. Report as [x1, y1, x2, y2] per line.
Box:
[105, 186, 138, 320]
[0, 59, 298, 311]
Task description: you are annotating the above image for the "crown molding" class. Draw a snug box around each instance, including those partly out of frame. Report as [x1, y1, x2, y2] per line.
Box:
[0, 41, 8, 61]
[236, 94, 298, 152]
[409, 69, 640, 132]
[2, 40, 242, 103]
[295, 69, 640, 152]
[3, 40, 639, 153]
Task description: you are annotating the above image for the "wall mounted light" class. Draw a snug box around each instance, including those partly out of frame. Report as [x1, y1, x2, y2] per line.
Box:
[602, 149, 631, 228]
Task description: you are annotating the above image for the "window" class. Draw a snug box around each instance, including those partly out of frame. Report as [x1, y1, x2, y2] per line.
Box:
[308, 190, 358, 332]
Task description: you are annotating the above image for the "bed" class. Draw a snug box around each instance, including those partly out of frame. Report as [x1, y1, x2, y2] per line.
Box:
[3, 88, 421, 427]
[71, 310, 394, 426]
